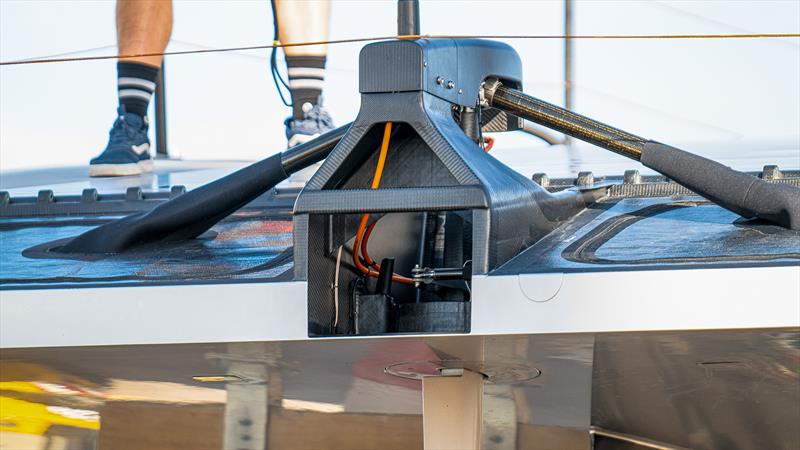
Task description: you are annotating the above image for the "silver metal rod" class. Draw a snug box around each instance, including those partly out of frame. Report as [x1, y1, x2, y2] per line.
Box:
[415, 211, 428, 303]
[154, 60, 168, 158]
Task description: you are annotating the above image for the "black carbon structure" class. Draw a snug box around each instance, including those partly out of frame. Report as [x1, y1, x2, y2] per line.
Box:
[23, 33, 800, 337]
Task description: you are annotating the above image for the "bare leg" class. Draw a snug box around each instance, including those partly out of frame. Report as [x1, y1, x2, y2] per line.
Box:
[273, 1, 333, 182]
[117, 0, 173, 67]
[89, 1, 172, 177]
[274, 0, 331, 57]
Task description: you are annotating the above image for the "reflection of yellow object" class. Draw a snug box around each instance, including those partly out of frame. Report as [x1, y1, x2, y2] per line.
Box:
[0, 396, 99, 436]
[0, 382, 43, 394]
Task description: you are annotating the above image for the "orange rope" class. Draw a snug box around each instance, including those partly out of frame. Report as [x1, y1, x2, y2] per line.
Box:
[3, 33, 798, 66]
[352, 122, 414, 286]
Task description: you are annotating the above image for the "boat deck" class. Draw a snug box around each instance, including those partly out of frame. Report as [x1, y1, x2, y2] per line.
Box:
[1, 160, 798, 288]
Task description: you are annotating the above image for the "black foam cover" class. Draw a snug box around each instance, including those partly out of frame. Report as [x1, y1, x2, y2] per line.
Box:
[641, 142, 800, 230]
[59, 153, 288, 254]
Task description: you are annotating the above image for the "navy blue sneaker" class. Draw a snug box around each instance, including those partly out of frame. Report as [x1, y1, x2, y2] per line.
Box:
[284, 103, 335, 148]
[283, 103, 334, 186]
[89, 107, 153, 177]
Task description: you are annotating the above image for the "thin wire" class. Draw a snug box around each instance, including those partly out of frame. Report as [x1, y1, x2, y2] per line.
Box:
[333, 245, 343, 330]
[651, 1, 800, 50]
[2, 33, 798, 66]
[0, 36, 399, 66]
[7, 44, 117, 63]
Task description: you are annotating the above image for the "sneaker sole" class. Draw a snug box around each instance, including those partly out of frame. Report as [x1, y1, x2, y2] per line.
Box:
[138, 159, 154, 172]
[89, 160, 153, 177]
[287, 133, 320, 148]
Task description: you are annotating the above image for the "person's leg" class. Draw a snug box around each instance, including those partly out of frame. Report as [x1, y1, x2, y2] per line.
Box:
[117, 0, 173, 68]
[274, 0, 334, 149]
[275, 0, 330, 121]
[91, 0, 173, 177]
[115, 0, 173, 117]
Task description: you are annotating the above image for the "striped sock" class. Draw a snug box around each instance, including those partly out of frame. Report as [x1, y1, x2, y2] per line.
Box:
[117, 61, 159, 117]
[286, 55, 326, 120]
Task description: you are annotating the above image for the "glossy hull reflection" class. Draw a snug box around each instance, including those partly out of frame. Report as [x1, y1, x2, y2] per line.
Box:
[1, 329, 797, 450]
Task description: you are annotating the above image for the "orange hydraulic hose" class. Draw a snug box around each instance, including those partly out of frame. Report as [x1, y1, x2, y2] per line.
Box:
[352, 122, 414, 286]
[353, 214, 377, 275]
[370, 123, 392, 189]
[361, 221, 380, 270]
[483, 136, 494, 152]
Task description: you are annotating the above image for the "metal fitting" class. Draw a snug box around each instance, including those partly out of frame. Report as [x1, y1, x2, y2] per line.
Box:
[481, 77, 502, 105]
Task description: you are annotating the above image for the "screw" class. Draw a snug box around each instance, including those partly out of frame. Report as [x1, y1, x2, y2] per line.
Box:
[458, 89, 463, 94]
[436, 76, 444, 85]
[446, 80, 455, 89]
[423, 61, 427, 67]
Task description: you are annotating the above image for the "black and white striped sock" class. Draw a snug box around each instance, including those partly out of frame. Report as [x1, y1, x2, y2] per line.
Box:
[117, 61, 159, 118]
[286, 55, 326, 120]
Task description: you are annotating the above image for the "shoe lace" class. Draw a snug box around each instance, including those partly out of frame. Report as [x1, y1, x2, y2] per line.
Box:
[109, 114, 147, 141]
[303, 105, 334, 129]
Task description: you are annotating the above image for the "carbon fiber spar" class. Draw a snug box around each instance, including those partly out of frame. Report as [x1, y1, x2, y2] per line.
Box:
[484, 79, 800, 230]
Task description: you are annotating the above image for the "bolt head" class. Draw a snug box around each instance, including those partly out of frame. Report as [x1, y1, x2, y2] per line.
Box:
[446, 80, 455, 89]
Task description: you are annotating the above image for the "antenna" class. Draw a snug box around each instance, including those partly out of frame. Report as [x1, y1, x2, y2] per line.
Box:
[397, 0, 420, 36]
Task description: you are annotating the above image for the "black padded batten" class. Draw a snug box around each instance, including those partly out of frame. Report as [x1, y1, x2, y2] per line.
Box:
[641, 142, 800, 230]
[58, 154, 289, 254]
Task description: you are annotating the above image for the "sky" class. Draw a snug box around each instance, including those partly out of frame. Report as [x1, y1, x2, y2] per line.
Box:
[1, 0, 799, 177]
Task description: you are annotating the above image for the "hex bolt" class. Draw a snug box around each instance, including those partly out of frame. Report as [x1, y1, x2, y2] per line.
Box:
[446, 80, 455, 89]
[575, 171, 594, 186]
[761, 165, 783, 180]
[532, 173, 549, 187]
[436, 76, 444, 85]
[623, 169, 642, 184]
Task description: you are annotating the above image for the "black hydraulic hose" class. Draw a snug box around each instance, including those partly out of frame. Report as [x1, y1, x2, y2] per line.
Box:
[484, 79, 800, 230]
[57, 124, 349, 255]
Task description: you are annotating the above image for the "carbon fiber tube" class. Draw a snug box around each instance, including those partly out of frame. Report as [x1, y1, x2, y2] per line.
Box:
[485, 79, 646, 160]
[281, 123, 349, 173]
[485, 79, 800, 229]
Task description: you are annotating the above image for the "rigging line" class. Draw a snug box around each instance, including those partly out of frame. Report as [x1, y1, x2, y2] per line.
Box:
[2, 33, 799, 66]
[0, 35, 401, 66]
[5, 44, 117, 63]
[172, 38, 356, 73]
[651, 1, 800, 50]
